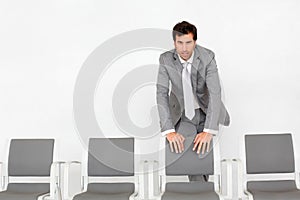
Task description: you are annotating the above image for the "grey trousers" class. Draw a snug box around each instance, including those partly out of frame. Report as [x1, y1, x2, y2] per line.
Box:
[177, 108, 206, 133]
[175, 108, 208, 182]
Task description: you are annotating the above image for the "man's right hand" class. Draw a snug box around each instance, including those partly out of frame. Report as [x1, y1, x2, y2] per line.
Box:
[166, 132, 185, 153]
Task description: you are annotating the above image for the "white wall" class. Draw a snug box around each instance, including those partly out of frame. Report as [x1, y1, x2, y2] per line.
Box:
[1, 0, 300, 180]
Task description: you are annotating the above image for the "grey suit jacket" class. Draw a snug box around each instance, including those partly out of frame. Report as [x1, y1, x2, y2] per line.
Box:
[156, 45, 230, 133]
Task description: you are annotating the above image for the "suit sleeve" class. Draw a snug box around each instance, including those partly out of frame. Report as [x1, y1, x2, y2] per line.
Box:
[204, 52, 222, 131]
[156, 55, 175, 133]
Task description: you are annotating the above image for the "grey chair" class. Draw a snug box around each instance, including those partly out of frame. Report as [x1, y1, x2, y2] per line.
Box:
[159, 122, 231, 200]
[237, 133, 300, 200]
[72, 138, 139, 200]
[0, 139, 62, 200]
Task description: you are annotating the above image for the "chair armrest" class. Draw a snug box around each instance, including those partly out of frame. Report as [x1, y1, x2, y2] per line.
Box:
[137, 160, 160, 200]
[49, 161, 65, 199]
[160, 174, 165, 192]
[136, 160, 146, 199]
[232, 158, 250, 200]
[151, 160, 159, 199]
[63, 161, 82, 199]
[296, 171, 300, 189]
[219, 158, 233, 199]
[0, 162, 4, 191]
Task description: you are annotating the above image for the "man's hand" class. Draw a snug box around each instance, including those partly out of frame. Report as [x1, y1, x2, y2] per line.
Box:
[166, 132, 185, 153]
[193, 132, 212, 154]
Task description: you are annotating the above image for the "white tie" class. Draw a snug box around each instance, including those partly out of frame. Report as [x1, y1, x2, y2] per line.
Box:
[182, 62, 195, 120]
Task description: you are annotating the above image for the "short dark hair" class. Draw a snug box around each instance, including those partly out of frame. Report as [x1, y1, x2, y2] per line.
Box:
[172, 21, 197, 41]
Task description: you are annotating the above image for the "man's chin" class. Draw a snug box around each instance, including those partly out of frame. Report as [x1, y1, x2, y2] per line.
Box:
[179, 54, 189, 60]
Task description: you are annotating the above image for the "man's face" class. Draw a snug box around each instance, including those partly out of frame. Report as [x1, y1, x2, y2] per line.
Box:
[174, 32, 196, 61]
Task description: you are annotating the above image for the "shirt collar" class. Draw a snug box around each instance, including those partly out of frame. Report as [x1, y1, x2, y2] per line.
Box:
[178, 50, 195, 64]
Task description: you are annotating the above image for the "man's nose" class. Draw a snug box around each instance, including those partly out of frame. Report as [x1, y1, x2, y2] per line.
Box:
[182, 44, 187, 51]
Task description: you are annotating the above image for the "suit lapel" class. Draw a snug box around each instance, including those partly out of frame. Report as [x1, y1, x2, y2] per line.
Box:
[172, 51, 184, 73]
[191, 46, 202, 93]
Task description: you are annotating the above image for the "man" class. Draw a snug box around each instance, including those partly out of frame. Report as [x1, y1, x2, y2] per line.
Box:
[156, 21, 230, 157]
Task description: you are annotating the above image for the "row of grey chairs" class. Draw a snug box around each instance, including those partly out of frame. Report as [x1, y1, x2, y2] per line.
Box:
[0, 137, 225, 200]
[70, 137, 228, 200]
[0, 133, 299, 200]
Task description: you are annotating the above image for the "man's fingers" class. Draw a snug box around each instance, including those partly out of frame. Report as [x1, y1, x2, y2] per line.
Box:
[179, 139, 184, 152]
[201, 141, 207, 154]
[170, 133, 211, 154]
[179, 135, 185, 151]
[174, 138, 179, 153]
[169, 141, 174, 153]
[173, 134, 184, 153]
[193, 138, 200, 151]
[206, 140, 211, 152]
[175, 138, 183, 153]
[197, 141, 203, 154]
[179, 135, 185, 142]
[168, 133, 186, 154]
[193, 143, 196, 151]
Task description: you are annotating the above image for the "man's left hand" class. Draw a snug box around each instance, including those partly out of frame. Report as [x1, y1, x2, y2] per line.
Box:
[193, 132, 213, 154]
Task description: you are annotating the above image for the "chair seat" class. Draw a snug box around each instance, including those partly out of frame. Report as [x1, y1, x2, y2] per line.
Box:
[162, 182, 219, 200]
[248, 180, 300, 200]
[0, 183, 50, 200]
[73, 183, 134, 200]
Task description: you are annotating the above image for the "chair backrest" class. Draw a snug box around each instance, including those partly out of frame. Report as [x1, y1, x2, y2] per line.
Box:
[245, 133, 295, 174]
[165, 136, 214, 176]
[8, 139, 54, 176]
[88, 138, 134, 176]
